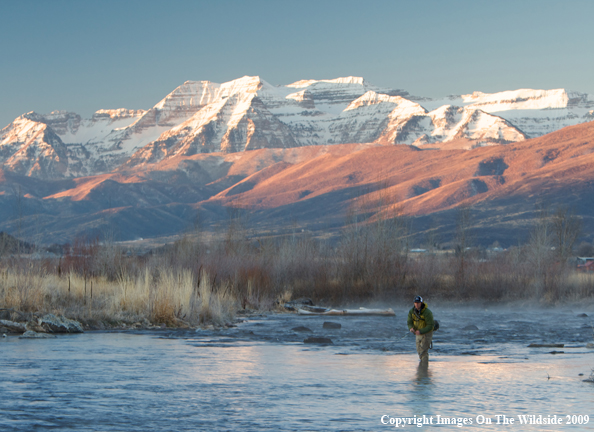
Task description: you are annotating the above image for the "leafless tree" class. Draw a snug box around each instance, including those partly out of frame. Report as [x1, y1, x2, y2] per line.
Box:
[10, 185, 24, 257]
[526, 203, 556, 296]
[454, 205, 473, 292]
[551, 206, 581, 260]
[0, 232, 8, 260]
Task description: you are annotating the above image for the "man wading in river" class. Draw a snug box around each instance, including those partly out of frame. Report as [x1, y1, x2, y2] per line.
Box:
[407, 296, 434, 363]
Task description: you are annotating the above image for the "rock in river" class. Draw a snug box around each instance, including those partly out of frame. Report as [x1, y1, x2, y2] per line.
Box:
[323, 322, 341, 329]
[40, 314, 84, 333]
[292, 326, 313, 333]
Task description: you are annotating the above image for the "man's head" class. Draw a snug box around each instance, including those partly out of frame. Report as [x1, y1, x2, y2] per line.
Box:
[414, 295, 423, 310]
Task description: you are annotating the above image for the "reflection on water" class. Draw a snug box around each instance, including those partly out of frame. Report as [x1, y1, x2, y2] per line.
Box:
[0, 307, 593, 431]
[407, 359, 433, 420]
[414, 360, 431, 383]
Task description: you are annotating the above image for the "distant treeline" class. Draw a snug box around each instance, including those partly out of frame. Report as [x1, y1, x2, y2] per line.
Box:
[0, 232, 35, 256]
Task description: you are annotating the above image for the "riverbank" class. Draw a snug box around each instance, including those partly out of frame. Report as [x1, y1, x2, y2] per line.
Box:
[0, 306, 266, 336]
[2, 271, 594, 338]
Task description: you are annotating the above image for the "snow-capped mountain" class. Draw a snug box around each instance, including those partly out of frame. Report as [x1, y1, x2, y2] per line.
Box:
[1, 76, 593, 178]
[0, 109, 146, 177]
[123, 76, 531, 167]
[423, 88, 594, 138]
[0, 114, 68, 178]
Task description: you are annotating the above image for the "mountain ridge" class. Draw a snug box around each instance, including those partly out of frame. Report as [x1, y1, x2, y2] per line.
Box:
[3, 75, 594, 180]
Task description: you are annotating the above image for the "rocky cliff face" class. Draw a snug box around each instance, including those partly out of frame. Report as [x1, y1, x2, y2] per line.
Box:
[126, 79, 300, 166]
[1, 76, 593, 179]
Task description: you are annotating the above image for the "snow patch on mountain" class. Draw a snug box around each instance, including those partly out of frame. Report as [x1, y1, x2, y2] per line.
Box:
[92, 109, 146, 121]
[285, 90, 315, 108]
[449, 108, 527, 143]
[461, 88, 571, 111]
[286, 76, 369, 88]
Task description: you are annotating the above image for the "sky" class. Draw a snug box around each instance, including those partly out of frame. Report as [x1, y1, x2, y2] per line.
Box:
[1, 0, 593, 128]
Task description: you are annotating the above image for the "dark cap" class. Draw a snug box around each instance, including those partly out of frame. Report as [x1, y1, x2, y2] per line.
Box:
[414, 296, 423, 303]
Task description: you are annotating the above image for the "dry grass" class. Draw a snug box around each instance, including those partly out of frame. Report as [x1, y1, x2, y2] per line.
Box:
[0, 266, 238, 327]
[565, 272, 594, 299]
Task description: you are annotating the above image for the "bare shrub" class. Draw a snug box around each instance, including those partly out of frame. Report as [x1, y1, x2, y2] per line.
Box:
[577, 242, 594, 257]
[552, 206, 581, 260]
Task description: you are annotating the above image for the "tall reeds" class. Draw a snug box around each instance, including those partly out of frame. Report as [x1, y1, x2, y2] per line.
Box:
[0, 262, 239, 327]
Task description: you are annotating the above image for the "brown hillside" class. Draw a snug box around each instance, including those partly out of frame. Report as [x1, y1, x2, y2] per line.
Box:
[204, 120, 594, 219]
[42, 119, 594, 215]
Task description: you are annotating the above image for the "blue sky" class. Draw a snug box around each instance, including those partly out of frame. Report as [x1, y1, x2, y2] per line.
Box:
[1, 0, 593, 127]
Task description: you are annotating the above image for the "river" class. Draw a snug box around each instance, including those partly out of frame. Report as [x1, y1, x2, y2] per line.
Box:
[1, 305, 593, 431]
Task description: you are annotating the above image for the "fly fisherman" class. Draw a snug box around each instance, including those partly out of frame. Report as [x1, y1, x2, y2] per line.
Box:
[407, 296, 434, 363]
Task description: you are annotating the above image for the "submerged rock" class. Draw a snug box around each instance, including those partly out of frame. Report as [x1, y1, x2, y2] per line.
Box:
[19, 331, 56, 339]
[40, 314, 84, 333]
[292, 326, 313, 333]
[304, 337, 333, 344]
[528, 343, 564, 348]
[323, 322, 341, 329]
[577, 313, 589, 317]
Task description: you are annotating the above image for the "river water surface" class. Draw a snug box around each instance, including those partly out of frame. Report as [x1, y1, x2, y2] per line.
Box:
[1, 305, 593, 431]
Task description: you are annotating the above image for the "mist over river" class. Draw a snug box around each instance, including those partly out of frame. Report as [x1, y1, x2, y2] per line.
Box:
[1, 305, 593, 431]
